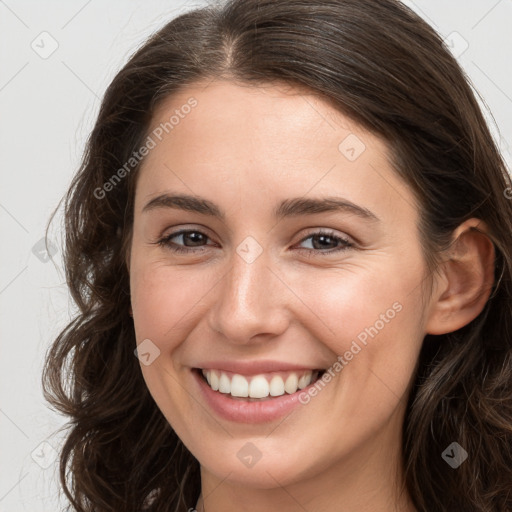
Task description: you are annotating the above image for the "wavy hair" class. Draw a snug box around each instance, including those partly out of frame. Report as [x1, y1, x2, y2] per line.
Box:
[42, 0, 512, 510]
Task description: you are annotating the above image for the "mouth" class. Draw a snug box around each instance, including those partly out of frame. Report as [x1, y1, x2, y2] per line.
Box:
[194, 367, 327, 401]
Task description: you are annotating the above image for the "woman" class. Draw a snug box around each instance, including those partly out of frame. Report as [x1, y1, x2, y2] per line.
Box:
[42, 0, 512, 510]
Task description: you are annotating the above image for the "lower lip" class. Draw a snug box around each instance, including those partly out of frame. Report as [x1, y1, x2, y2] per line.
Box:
[192, 369, 319, 424]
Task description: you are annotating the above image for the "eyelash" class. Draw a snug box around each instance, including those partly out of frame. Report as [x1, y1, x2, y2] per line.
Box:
[153, 228, 354, 256]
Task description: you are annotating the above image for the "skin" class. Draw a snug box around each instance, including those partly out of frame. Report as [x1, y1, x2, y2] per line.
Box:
[127, 80, 495, 512]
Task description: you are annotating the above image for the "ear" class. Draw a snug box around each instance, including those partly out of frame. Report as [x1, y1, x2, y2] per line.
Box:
[425, 218, 495, 335]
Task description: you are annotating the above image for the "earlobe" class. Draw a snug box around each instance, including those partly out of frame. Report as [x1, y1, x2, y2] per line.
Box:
[425, 219, 495, 335]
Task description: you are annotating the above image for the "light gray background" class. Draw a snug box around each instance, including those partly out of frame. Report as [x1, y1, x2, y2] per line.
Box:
[1, 1, 511, 510]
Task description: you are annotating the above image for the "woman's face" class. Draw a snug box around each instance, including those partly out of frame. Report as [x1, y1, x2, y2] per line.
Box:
[129, 80, 432, 489]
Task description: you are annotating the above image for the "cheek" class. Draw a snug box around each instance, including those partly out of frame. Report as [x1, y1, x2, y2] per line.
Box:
[129, 261, 208, 433]
[288, 255, 427, 395]
[130, 261, 210, 344]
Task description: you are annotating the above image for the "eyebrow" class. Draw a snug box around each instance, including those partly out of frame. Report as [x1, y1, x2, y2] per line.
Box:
[142, 193, 380, 222]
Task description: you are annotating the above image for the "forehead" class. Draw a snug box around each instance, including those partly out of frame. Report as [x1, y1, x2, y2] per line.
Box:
[147, 79, 361, 155]
[134, 80, 418, 224]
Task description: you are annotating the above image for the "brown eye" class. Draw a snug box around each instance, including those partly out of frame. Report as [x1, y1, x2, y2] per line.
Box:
[155, 229, 212, 254]
[296, 230, 353, 256]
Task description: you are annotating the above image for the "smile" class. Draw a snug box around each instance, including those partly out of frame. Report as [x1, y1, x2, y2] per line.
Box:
[200, 368, 324, 399]
[192, 362, 330, 423]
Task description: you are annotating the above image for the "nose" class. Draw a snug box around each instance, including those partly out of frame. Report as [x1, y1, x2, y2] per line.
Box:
[207, 242, 290, 345]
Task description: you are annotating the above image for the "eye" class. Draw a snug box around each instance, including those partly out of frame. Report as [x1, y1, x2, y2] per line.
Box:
[295, 229, 354, 256]
[153, 229, 213, 254]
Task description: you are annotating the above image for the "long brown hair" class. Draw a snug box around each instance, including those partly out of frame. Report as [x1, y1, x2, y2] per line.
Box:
[42, 0, 512, 510]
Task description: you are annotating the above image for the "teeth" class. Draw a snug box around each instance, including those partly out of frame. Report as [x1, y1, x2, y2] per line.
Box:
[219, 373, 231, 393]
[298, 372, 312, 389]
[231, 374, 249, 397]
[269, 375, 285, 396]
[284, 373, 299, 394]
[201, 369, 317, 399]
[249, 376, 269, 398]
[210, 370, 219, 391]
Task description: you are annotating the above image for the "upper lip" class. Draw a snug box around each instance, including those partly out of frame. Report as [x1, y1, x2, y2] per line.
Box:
[195, 360, 325, 375]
